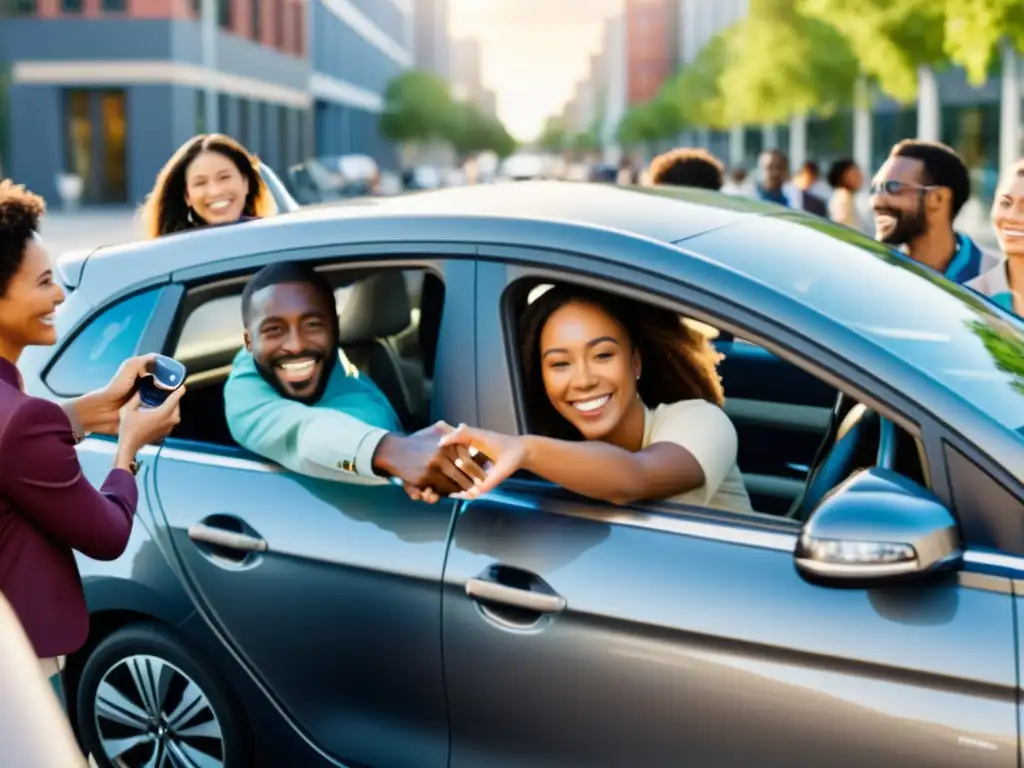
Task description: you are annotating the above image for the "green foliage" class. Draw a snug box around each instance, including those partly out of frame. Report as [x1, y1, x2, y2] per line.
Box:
[379, 69, 453, 143]
[667, 33, 729, 129]
[381, 69, 516, 158]
[969, 319, 1024, 396]
[537, 117, 567, 153]
[570, 129, 600, 153]
[718, 0, 859, 124]
[943, 0, 1024, 84]
[799, 0, 946, 102]
[616, 102, 664, 148]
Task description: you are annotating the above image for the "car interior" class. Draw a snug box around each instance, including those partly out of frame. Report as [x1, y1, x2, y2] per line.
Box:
[505, 279, 928, 520]
[170, 266, 444, 448]
[170, 266, 927, 524]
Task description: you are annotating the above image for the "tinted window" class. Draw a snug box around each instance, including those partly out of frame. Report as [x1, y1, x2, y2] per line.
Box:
[46, 290, 161, 396]
[688, 214, 1024, 438]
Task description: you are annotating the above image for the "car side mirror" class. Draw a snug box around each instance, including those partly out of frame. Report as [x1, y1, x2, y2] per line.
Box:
[794, 467, 962, 587]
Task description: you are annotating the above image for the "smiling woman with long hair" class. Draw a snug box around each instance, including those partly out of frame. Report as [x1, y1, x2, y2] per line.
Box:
[139, 133, 277, 239]
[0, 179, 182, 694]
[436, 284, 752, 513]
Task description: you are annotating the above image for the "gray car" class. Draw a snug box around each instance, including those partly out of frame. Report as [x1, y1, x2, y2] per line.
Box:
[18, 182, 1024, 768]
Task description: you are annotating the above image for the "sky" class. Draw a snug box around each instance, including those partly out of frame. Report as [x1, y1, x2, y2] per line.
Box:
[448, 0, 623, 141]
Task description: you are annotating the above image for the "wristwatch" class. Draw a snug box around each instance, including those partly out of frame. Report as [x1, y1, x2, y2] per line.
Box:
[128, 458, 142, 477]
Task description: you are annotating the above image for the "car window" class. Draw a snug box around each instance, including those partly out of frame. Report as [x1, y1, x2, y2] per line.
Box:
[45, 289, 162, 396]
[508, 276, 925, 519]
[691, 214, 1024, 439]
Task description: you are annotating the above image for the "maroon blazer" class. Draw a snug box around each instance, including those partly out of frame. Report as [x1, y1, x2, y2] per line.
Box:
[0, 358, 137, 658]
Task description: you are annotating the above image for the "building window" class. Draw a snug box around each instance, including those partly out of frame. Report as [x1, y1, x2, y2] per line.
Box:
[101, 0, 126, 11]
[218, 93, 229, 135]
[291, 1, 303, 55]
[61, 0, 83, 12]
[217, 0, 230, 28]
[195, 90, 207, 134]
[4, 0, 38, 15]
[239, 99, 250, 149]
[276, 0, 286, 49]
[251, 0, 260, 38]
[278, 106, 288, 168]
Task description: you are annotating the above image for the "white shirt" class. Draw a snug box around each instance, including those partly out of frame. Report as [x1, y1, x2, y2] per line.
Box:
[643, 400, 753, 515]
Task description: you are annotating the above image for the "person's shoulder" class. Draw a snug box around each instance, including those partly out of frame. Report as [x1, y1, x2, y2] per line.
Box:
[651, 399, 729, 426]
[0, 393, 69, 450]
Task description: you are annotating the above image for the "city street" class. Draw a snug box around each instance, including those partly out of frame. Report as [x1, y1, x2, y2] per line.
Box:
[38, 209, 141, 256]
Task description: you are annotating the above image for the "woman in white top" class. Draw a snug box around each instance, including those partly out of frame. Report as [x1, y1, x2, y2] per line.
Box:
[826, 159, 867, 232]
[438, 285, 753, 514]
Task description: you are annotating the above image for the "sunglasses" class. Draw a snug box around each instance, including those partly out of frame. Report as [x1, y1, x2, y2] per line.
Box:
[870, 180, 937, 196]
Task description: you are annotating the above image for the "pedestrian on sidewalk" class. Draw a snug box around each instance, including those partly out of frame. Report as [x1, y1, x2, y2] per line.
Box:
[871, 139, 999, 284]
[826, 159, 867, 232]
[646, 147, 725, 191]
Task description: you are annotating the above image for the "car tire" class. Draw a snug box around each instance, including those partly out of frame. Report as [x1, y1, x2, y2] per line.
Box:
[75, 622, 251, 768]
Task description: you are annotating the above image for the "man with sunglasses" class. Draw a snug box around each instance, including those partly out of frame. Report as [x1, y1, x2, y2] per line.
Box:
[871, 139, 997, 283]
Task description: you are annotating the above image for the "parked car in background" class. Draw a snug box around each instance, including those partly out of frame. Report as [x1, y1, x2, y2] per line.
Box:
[21, 183, 1024, 768]
[284, 158, 346, 205]
[499, 152, 545, 181]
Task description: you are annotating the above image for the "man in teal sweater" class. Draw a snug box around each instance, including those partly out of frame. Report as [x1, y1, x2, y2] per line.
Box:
[224, 261, 481, 495]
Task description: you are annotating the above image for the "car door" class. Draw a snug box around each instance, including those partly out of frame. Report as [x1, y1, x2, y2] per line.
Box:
[149, 257, 477, 768]
[439, 259, 1018, 768]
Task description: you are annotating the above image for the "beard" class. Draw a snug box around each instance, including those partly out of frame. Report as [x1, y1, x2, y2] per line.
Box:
[875, 197, 927, 246]
[254, 351, 334, 406]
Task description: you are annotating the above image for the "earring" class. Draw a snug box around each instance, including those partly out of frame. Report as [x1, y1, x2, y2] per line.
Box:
[187, 207, 195, 224]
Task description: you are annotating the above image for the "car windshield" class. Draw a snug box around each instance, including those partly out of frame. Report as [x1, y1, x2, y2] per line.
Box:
[688, 213, 1024, 438]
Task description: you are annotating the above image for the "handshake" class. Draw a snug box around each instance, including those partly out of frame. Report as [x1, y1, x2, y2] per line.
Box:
[373, 420, 519, 504]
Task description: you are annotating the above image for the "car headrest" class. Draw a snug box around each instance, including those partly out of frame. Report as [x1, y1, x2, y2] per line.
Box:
[336, 271, 412, 344]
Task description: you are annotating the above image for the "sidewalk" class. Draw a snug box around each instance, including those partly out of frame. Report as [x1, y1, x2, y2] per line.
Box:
[38, 208, 141, 255]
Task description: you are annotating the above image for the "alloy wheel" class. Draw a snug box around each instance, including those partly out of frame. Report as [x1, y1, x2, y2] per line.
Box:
[92, 653, 225, 768]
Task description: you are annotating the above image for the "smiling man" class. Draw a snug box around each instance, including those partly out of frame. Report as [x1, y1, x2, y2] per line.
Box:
[872, 140, 998, 283]
[223, 261, 481, 496]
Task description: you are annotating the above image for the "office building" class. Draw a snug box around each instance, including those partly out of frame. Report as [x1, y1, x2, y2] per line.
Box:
[310, 0, 413, 166]
[413, 0, 449, 78]
[0, 0, 416, 206]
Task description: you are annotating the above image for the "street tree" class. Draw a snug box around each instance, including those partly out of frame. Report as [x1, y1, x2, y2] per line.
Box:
[798, 0, 946, 102]
[379, 69, 454, 145]
[942, 0, 1024, 84]
[664, 33, 730, 129]
[717, 0, 859, 125]
[537, 117, 568, 154]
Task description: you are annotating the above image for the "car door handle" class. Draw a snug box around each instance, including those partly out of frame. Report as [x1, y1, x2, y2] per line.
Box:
[187, 523, 268, 553]
[465, 578, 566, 614]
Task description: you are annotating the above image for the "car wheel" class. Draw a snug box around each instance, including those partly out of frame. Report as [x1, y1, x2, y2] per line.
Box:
[75, 622, 250, 768]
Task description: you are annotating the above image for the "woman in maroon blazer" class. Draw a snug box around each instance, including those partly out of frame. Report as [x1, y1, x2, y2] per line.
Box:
[0, 180, 184, 684]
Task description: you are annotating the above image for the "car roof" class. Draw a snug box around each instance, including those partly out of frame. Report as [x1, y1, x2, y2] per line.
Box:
[69, 181, 788, 295]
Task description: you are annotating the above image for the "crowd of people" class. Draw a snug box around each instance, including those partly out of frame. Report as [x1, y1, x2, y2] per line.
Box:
[0, 128, 1022, 763]
[642, 139, 1023, 312]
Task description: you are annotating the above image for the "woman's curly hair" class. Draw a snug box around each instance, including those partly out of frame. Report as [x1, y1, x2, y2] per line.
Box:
[520, 284, 725, 441]
[0, 179, 46, 297]
[138, 133, 276, 239]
